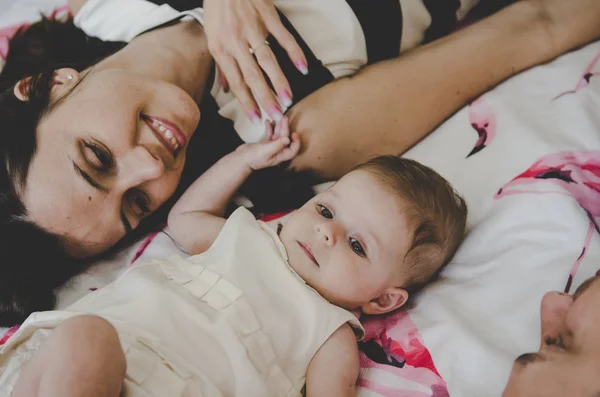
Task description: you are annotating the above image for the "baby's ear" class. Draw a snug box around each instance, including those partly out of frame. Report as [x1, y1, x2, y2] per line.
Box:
[361, 287, 408, 315]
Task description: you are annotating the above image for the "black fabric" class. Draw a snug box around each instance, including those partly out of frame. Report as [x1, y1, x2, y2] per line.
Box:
[423, 0, 461, 43]
[345, 0, 401, 64]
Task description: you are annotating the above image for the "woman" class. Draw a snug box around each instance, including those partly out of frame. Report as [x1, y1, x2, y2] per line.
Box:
[0, 0, 599, 325]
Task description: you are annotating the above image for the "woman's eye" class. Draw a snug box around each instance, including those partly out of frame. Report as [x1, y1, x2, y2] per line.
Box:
[83, 141, 113, 170]
[128, 191, 151, 218]
[350, 237, 365, 256]
[318, 205, 333, 219]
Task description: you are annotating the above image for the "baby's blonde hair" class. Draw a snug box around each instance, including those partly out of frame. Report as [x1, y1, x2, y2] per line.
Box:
[354, 156, 467, 296]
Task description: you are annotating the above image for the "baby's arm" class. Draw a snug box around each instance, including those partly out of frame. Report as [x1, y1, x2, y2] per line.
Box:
[168, 117, 300, 255]
[12, 315, 125, 397]
[305, 324, 360, 397]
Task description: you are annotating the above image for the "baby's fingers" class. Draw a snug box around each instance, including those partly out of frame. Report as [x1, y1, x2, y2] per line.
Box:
[272, 132, 300, 164]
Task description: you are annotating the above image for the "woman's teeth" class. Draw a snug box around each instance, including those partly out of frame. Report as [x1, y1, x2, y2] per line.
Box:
[151, 119, 180, 150]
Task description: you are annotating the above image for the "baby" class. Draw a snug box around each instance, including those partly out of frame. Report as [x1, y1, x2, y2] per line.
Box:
[0, 118, 467, 397]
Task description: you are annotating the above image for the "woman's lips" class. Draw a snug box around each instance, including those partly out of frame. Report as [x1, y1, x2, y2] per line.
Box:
[144, 115, 187, 155]
[298, 242, 319, 267]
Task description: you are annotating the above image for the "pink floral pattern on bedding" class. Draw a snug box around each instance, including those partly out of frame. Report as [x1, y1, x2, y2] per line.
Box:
[0, 326, 19, 346]
[358, 310, 449, 396]
[467, 97, 496, 157]
[495, 151, 600, 293]
[554, 47, 600, 100]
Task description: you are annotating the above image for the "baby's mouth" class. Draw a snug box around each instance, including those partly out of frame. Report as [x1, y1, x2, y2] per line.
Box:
[298, 242, 319, 267]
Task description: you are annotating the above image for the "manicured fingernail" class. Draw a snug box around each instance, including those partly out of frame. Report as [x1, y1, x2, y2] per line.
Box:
[295, 61, 308, 75]
[268, 106, 282, 121]
[279, 89, 293, 108]
[248, 110, 261, 124]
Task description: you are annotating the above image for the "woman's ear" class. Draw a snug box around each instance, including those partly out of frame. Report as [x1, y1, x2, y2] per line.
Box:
[361, 287, 409, 315]
[14, 77, 33, 101]
[50, 68, 80, 96]
[13, 68, 80, 102]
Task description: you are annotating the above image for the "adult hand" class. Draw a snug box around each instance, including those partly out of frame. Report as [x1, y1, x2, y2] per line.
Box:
[203, 0, 308, 123]
[237, 117, 300, 170]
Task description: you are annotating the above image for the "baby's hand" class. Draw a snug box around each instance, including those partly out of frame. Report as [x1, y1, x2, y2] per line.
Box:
[236, 116, 301, 170]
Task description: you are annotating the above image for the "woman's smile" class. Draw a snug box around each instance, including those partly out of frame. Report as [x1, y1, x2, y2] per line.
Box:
[143, 115, 187, 157]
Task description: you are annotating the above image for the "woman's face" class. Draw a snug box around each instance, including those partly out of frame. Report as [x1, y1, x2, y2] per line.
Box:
[22, 68, 201, 256]
[503, 275, 600, 396]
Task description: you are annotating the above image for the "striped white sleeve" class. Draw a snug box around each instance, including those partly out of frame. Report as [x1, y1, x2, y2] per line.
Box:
[74, 0, 205, 42]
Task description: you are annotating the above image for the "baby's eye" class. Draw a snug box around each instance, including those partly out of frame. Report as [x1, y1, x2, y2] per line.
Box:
[318, 205, 333, 219]
[349, 237, 365, 256]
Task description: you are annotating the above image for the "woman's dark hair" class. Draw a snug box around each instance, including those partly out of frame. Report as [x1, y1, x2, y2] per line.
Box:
[0, 17, 125, 326]
[0, 16, 314, 326]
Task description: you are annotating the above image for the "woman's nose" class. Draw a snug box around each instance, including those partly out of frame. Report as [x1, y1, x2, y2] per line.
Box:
[314, 223, 336, 246]
[118, 146, 165, 189]
[539, 291, 573, 346]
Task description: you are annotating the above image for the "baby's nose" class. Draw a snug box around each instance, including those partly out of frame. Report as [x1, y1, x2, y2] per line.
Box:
[314, 224, 335, 245]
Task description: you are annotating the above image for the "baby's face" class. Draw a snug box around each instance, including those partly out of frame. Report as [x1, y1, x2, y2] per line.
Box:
[279, 170, 412, 312]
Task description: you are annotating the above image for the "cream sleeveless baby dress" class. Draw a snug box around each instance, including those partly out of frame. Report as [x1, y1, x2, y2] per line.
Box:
[0, 208, 363, 397]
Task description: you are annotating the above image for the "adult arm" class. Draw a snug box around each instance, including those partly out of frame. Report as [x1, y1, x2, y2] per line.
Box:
[305, 324, 360, 397]
[288, 0, 600, 180]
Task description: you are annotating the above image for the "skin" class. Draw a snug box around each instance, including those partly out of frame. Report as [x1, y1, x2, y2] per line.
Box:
[503, 275, 600, 396]
[12, 315, 126, 397]
[280, 170, 412, 314]
[18, 21, 208, 256]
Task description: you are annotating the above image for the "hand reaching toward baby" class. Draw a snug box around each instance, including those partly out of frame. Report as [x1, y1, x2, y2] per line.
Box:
[236, 116, 301, 170]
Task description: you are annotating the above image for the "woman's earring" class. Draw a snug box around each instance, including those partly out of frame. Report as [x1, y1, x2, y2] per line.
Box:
[67, 75, 73, 81]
